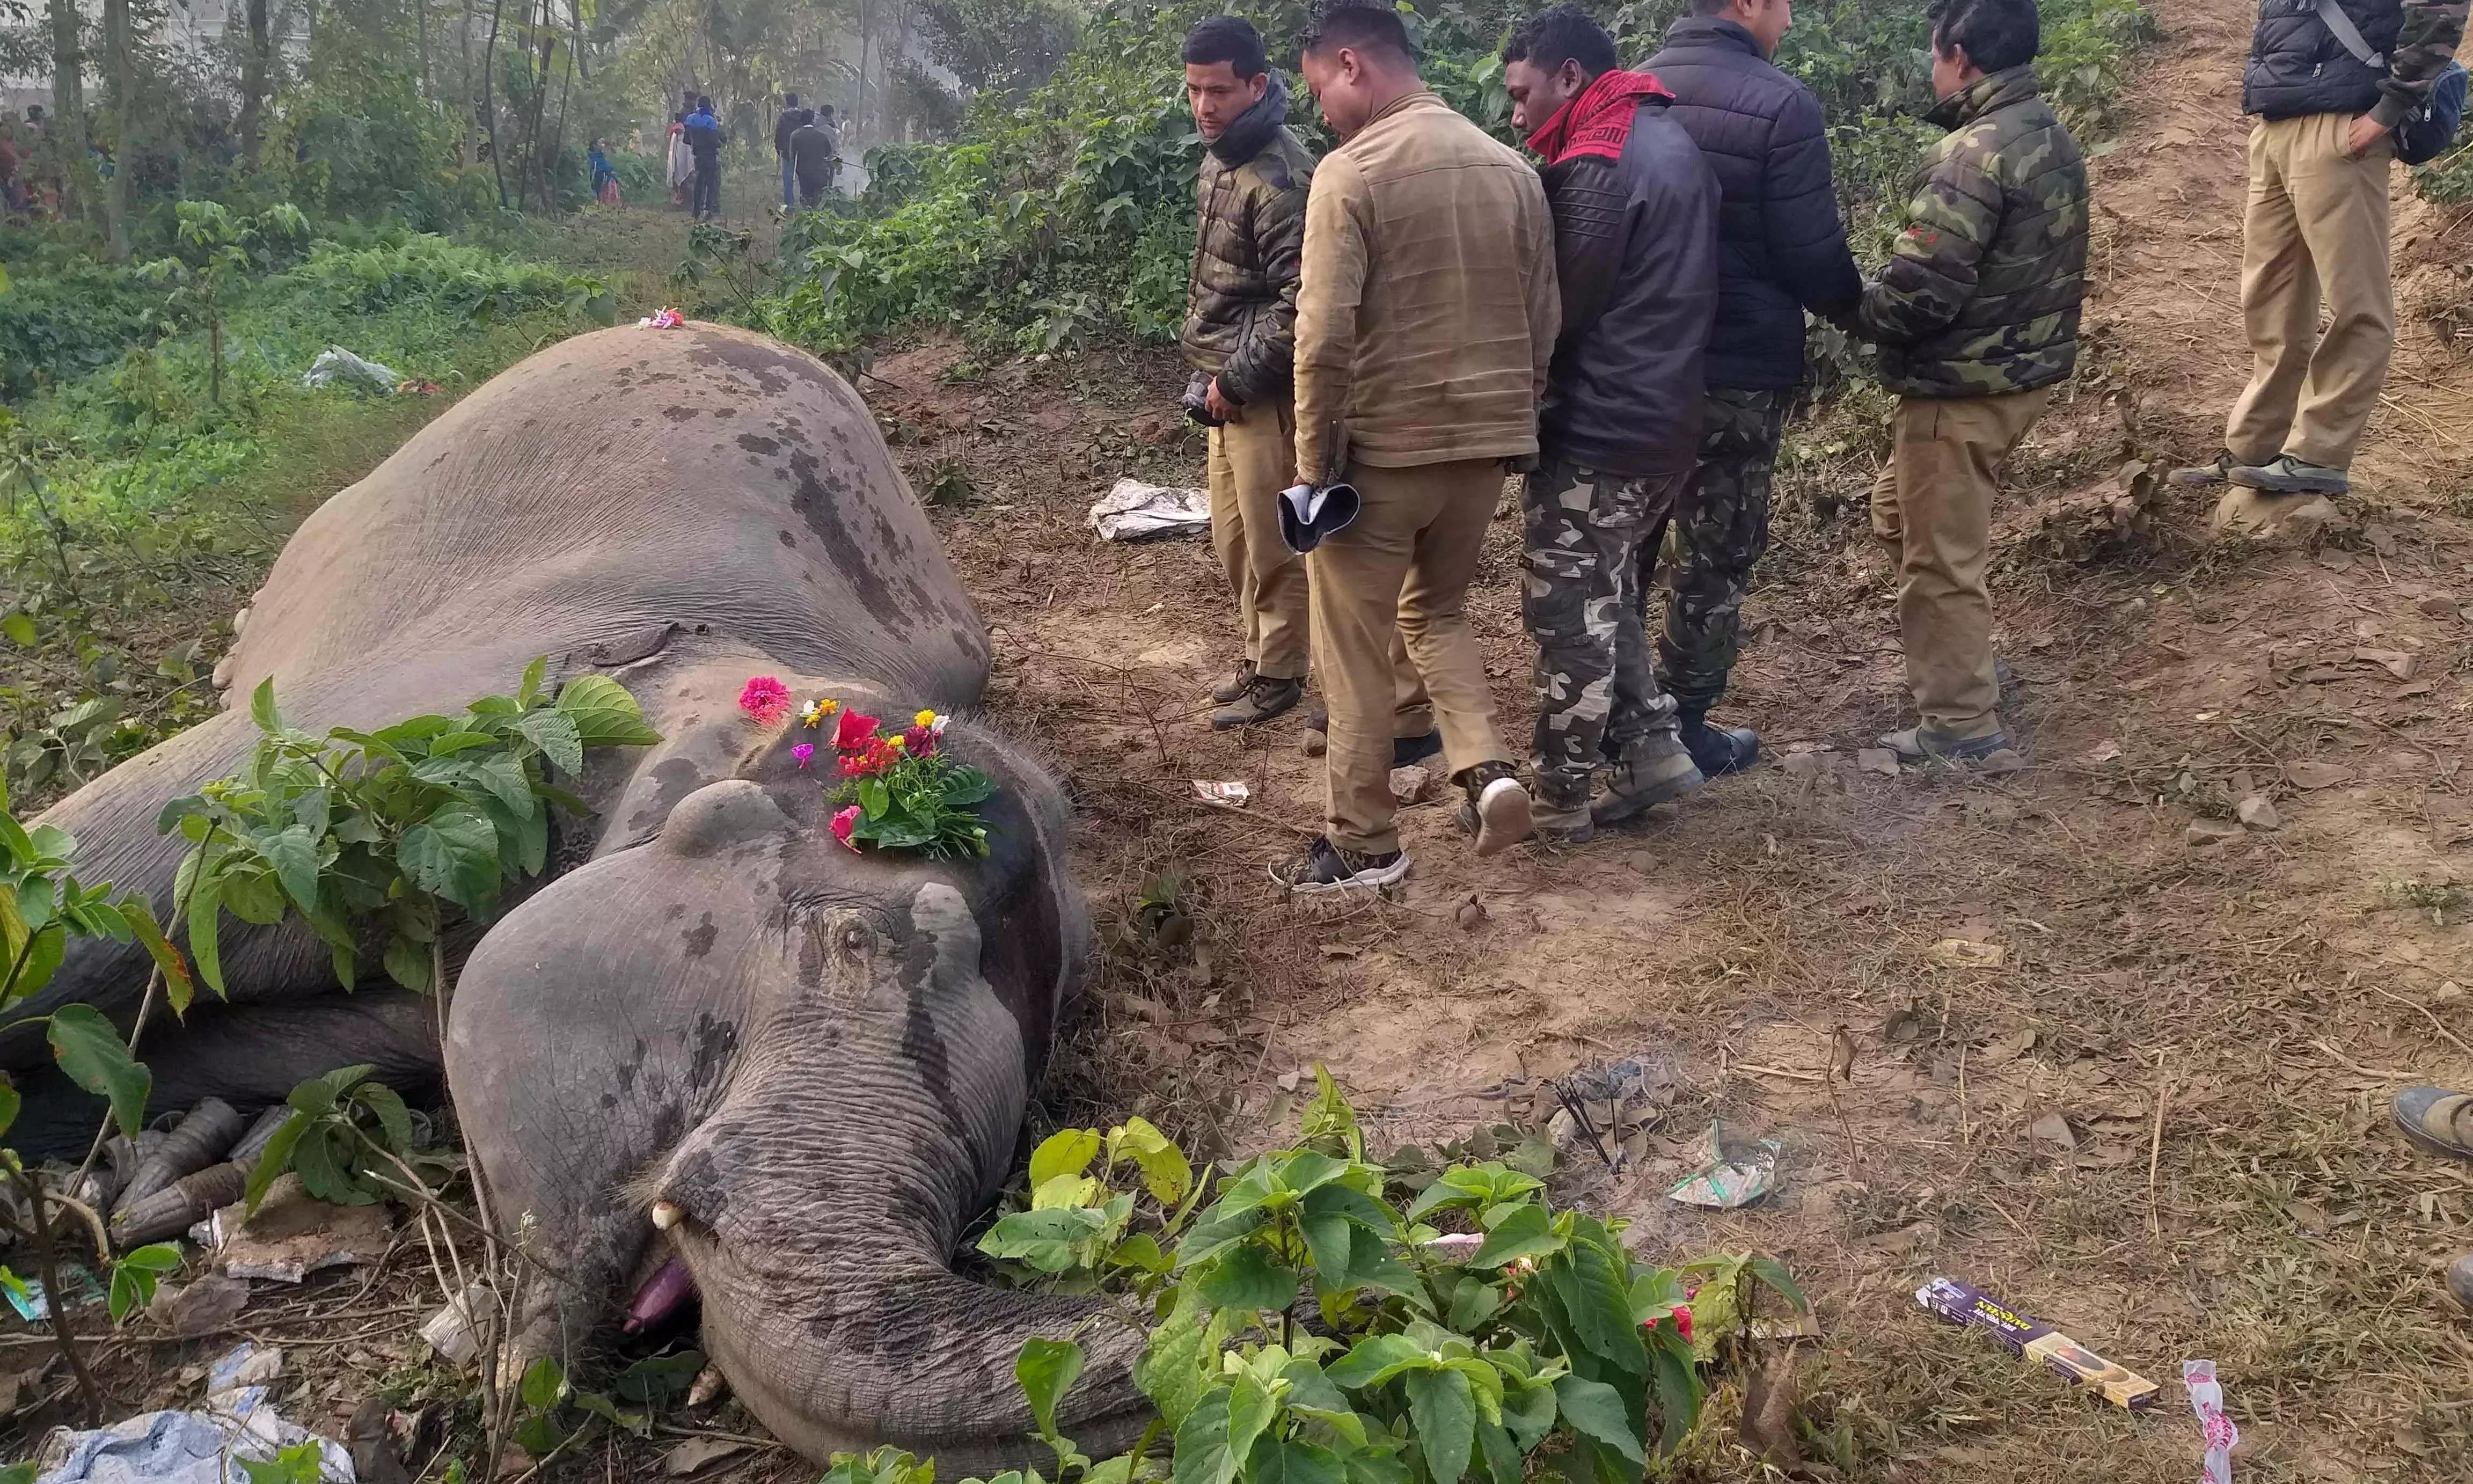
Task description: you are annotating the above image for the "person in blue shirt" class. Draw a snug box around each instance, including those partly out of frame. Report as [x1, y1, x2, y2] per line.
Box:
[683, 97, 726, 221]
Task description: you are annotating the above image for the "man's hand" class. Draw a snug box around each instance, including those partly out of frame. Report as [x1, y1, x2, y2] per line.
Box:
[2343, 112, 2388, 159]
[1204, 377, 1240, 424]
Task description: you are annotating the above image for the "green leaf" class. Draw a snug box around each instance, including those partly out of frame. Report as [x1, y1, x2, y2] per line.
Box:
[1643, 1337, 1700, 1454]
[613, 1348, 707, 1403]
[1404, 1366, 1476, 1484]
[1325, 1334, 1428, 1392]
[1226, 1372, 1277, 1479]
[186, 871, 225, 996]
[398, 805, 503, 916]
[1250, 1440, 1346, 1484]
[1550, 1377, 1642, 1465]
[1028, 1127, 1102, 1187]
[1197, 1244, 1302, 1312]
[976, 1207, 1109, 1273]
[1497, 1378, 1556, 1453]
[50, 1004, 150, 1136]
[353, 1080, 415, 1154]
[1745, 1255, 1810, 1315]
[515, 709, 586, 777]
[1135, 1281, 1223, 1429]
[1107, 1115, 1195, 1205]
[109, 1263, 148, 1324]
[556, 674, 663, 746]
[257, 825, 323, 916]
[1, 612, 34, 647]
[1015, 1337, 1085, 1441]
[249, 678, 282, 733]
[423, 730, 503, 758]
[1173, 1386, 1240, 1484]
[1447, 1277, 1504, 1331]
[0, 1079, 17, 1141]
[1470, 1203, 1560, 1270]
[119, 896, 194, 1017]
[244, 1110, 311, 1213]
[1552, 1242, 1647, 1376]
[384, 934, 434, 993]
[519, 655, 549, 707]
[14, 925, 63, 1000]
[291, 1124, 367, 1204]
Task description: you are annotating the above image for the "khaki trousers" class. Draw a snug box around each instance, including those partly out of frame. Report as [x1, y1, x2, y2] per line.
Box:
[1869, 389, 2050, 741]
[1308, 458, 1511, 854]
[2225, 113, 2395, 471]
[1208, 400, 1310, 681]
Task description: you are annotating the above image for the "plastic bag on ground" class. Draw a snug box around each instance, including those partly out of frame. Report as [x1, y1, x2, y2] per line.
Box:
[36, 1385, 354, 1484]
[1088, 478, 1210, 542]
[301, 348, 401, 393]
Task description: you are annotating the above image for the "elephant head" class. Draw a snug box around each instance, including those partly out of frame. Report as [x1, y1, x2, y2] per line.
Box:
[443, 685, 1146, 1469]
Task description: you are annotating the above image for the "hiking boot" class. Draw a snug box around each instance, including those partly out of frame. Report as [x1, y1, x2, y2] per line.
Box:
[1878, 726, 2023, 771]
[2393, 1086, 2473, 1161]
[1594, 732, 1704, 826]
[2229, 455, 2349, 496]
[1530, 778, 1597, 845]
[2167, 451, 2236, 488]
[1393, 730, 1443, 769]
[1677, 711, 1760, 777]
[1210, 661, 1260, 705]
[1212, 675, 1301, 729]
[1269, 836, 1409, 895]
[1456, 762, 1533, 859]
[1304, 704, 1327, 756]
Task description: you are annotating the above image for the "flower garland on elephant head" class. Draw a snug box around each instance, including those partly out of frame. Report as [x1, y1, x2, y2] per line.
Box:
[737, 675, 998, 859]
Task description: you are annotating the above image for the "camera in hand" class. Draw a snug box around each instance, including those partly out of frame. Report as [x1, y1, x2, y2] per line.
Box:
[1181, 373, 1224, 429]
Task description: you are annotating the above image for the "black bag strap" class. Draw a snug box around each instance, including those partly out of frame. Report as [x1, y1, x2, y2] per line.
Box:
[2313, 0, 2388, 69]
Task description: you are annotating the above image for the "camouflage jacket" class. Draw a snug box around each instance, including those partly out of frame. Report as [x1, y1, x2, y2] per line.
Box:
[1182, 74, 1316, 408]
[1859, 67, 2088, 399]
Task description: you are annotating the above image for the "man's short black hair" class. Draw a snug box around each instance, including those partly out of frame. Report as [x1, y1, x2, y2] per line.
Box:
[1184, 15, 1270, 78]
[817, 104, 835, 120]
[1928, 0, 2039, 71]
[784, 92, 800, 107]
[1303, 1, 1412, 61]
[695, 94, 712, 111]
[1688, 0, 1732, 16]
[1502, 5, 1619, 77]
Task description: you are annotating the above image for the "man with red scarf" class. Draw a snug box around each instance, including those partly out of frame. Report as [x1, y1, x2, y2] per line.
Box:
[1502, 6, 1721, 842]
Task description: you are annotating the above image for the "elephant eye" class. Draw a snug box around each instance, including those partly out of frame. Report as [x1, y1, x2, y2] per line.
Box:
[837, 923, 869, 956]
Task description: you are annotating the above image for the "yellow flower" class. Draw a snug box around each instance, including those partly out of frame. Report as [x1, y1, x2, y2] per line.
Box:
[914, 710, 936, 728]
[801, 697, 839, 727]
[888, 734, 907, 750]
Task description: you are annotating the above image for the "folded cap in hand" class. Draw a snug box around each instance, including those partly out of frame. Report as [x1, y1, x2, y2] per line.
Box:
[1278, 480, 1359, 554]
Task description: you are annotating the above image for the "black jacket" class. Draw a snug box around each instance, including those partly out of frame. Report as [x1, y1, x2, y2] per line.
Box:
[1537, 93, 1720, 478]
[1644, 18, 1861, 391]
[2244, 0, 2467, 123]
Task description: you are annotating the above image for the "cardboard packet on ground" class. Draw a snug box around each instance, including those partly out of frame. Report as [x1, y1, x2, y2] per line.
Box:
[1914, 1277, 2159, 1409]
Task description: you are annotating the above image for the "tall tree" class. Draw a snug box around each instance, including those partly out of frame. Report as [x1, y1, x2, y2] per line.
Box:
[99, 0, 131, 260]
[239, 0, 273, 166]
[44, 0, 85, 220]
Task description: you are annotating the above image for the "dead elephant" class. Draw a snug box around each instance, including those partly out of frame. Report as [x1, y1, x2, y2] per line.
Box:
[11, 323, 1146, 1469]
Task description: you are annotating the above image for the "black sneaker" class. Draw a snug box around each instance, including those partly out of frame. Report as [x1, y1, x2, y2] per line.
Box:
[1677, 712, 1760, 777]
[1393, 730, 1443, 768]
[1878, 726, 2023, 772]
[1210, 662, 1260, 705]
[1269, 836, 1410, 895]
[1212, 675, 1302, 730]
[2229, 455, 2348, 496]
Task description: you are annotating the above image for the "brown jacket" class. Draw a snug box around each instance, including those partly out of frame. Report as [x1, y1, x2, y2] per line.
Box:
[1293, 91, 1560, 479]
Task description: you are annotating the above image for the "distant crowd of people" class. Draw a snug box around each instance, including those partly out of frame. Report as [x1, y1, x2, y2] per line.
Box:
[0, 105, 58, 217]
[1175, 0, 2462, 894]
[661, 90, 843, 222]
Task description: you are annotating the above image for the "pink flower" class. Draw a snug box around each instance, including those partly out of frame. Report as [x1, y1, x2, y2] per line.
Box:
[833, 708, 881, 751]
[738, 676, 792, 726]
[1673, 1306, 1693, 1342]
[902, 724, 939, 757]
[793, 743, 815, 769]
[830, 805, 862, 851]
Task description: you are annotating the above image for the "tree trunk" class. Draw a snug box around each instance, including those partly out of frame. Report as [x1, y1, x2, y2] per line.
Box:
[459, 0, 478, 164]
[483, 0, 508, 207]
[415, 0, 433, 98]
[45, 0, 86, 220]
[100, 0, 131, 261]
[239, 0, 272, 167]
[855, 0, 872, 143]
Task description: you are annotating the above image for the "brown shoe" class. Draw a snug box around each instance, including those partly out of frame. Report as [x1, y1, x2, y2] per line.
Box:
[1211, 661, 1259, 705]
[1593, 733, 1703, 827]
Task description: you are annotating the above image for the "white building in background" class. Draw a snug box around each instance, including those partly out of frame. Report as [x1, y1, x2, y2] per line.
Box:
[1, 0, 296, 115]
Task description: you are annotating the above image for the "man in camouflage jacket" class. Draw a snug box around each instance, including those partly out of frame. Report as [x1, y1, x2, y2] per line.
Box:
[2172, 0, 2467, 496]
[1182, 16, 1319, 730]
[1857, 0, 2086, 765]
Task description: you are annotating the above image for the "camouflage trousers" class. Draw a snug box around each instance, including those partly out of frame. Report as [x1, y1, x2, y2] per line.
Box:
[1648, 386, 1789, 715]
[1522, 458, 1687, 807]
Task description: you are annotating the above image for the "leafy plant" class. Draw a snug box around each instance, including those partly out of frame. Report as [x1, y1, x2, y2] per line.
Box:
[236, 1443, 329, 1484]
[160, 662, 661, 999]
[821, 707, 997, 860]
[243, 1063, 436, 1213]
[943, 1070, 1810, 1484]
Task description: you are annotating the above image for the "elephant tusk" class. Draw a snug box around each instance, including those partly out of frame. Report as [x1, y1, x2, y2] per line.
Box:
[650, 1199, 684, 1231]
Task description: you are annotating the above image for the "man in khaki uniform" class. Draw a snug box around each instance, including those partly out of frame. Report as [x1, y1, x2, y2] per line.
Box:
[1859, 0, 2086, 765]
[2171, 0, 2465, 497]
[1272, 1, 1559, 894]
[1181, 16, 1320, 730]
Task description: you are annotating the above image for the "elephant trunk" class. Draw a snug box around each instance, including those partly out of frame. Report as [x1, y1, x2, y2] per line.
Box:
[673, 1219, 1153, 1473]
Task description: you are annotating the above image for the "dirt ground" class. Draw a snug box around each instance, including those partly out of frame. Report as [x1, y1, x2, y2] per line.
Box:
[876, 0, 2473, 1477]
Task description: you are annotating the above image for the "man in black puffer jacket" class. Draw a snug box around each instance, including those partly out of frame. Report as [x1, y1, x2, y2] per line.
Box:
[1647, 0, 1861, 778]
[1504, 5, 1721, 840]
[2169, 0, 2464, 497]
